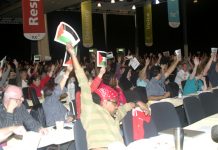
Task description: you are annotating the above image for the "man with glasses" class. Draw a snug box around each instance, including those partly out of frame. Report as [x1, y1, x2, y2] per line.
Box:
[0, 85, 47, 134]
[66, 43, 147, 150]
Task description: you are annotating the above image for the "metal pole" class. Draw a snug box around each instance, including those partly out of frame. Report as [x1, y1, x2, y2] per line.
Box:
[181, 0, 188, 58]
[134, 12, 139, 56]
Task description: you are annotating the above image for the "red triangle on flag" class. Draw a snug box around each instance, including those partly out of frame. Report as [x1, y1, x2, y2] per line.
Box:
[57, 24, 64, 38]
[66, 58, 73, 65]
[98, 53, 103, 64]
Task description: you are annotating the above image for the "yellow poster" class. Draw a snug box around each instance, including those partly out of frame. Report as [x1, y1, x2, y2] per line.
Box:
[144, 0, 153, 46]
[81, 0, 93, 48]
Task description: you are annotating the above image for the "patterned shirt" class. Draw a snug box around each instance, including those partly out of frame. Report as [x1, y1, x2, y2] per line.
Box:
[75, 68, 132, 149]
[0, 104, 41, 132]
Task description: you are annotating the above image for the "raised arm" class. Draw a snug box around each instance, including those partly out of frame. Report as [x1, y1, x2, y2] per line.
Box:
[59, 65, 73, 91]
[66, 43, 93, 115]
[203, 52, 217, 76]
[164, 56, 181, 79]
[139, 58, 150, 80]
[190, 57, 199, 80]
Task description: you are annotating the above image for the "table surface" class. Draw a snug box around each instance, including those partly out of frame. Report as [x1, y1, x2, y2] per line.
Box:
[149, 86, 218, 107]
[3, 123, 74, 150]
[126, 114, 218, 150]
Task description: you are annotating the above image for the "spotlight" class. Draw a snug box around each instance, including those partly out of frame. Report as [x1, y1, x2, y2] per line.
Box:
[155, 0, 160, 4]
[97, 2, 101, 7]
[132, 5, 136, 10]
[111, 0, 115, 3]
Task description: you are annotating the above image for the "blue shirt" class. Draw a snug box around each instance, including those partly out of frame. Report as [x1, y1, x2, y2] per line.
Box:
[183, 77, 203, 95]
[146, 75, 166, 98]
[42, 85, 68, 126]
[136, 78, 148, 88]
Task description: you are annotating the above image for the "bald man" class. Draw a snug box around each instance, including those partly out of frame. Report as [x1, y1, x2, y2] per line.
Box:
[0, 85, 47, 134]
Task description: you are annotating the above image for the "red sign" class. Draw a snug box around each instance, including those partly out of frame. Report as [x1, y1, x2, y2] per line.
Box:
[22, 0, 45, 40]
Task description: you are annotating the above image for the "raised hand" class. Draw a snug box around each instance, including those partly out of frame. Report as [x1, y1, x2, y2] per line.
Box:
[66, 42, 76, 56]
[13, 59, 18, 68]
[145, 57, 150, 66]
[193, 57, 200, 66]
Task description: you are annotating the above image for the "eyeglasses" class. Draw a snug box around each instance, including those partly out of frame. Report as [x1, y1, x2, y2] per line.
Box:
[108, 100, 117, 106]
[10, 97, 24, 102]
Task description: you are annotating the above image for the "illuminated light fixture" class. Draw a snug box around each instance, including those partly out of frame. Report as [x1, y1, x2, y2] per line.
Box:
[111, 0, 115, 3]
[193, 0, 198, 3]
[119, 0, 124, 1]
[155, 0, 160, 4]
[132, 5, 136, 10]
[97, 2, 101, 7]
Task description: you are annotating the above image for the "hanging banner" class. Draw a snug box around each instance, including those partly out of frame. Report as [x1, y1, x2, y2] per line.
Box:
[167, 0, 180, 28]
[81, 0, 93, 48]
[22, 0, 45, 40]
[144, 0, 153, 46]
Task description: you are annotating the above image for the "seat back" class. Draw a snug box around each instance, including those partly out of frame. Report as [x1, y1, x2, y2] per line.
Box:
[74, 119, 88, 150]
[213, 89, 218, 99]
[183, 96, 205, 124]
[198, 92, 218, 117]
[166, 82, 179, 98]
[122, 110, 158, 145]
[30, 104, 47, 127]
[150, 102, 181, 132]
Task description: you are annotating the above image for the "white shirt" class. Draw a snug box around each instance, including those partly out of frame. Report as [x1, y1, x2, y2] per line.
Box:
[174, 69, 190, 86]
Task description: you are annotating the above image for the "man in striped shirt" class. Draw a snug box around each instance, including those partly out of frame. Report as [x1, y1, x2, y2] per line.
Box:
[66, 43, 143, 150]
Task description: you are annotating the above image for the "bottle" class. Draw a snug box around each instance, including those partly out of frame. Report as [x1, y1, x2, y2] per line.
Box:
[178, 88, 183, 98]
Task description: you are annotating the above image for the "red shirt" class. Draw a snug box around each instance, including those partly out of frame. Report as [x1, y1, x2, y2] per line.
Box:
[30, 75, 50, 97]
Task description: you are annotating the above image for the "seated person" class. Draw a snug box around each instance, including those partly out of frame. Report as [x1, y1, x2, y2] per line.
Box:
[66, 43, 148, 150]
[183, 57, 207, 95]
[29, 64, 55, 97]
[0, 85, 47, 134]
[146, 55, 181, 101]
[174, 61, 190, 88]
[203, 51, 218, 88]
[42, 65, 74, 127]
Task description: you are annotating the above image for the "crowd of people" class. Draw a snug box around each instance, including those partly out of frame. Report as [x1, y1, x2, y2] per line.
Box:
[0, 45, 217, 149]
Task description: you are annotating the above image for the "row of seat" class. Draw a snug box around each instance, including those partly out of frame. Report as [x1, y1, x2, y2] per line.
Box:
[184, 89, 218, 124]
[73, 89, 218, 149]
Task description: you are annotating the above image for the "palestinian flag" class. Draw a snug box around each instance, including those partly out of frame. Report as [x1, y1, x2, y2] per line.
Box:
[97, 51, 107, 67]
[54, 22, 80, 47]
[63, 50, 73, 66]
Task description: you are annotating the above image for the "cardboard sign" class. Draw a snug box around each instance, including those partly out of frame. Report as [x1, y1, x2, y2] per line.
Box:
[116, 48, 125, 55]
[44, 56, 51, 61]
[211, 47, 218, 53]
[63, 50, 73, 66]
[54, 22, 80, 47]
[175, 49, 182, 59]
[34, 55, 41, 63]
[129, 57, 140, 70]
[97, 51, 107, 67]
[106, 52, 114, 59]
